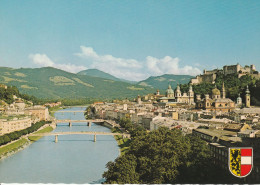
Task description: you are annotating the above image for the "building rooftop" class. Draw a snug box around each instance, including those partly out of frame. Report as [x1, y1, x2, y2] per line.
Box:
[237, 108, 260, 114]
[194, 128, 242, 142]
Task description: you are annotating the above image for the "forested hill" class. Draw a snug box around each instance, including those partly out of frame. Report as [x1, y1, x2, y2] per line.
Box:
[0, 67, 153, 99]
[138, 74, 194, 90]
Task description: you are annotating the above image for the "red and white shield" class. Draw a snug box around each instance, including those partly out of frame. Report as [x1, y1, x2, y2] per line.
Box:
[229, 147, 253, 178]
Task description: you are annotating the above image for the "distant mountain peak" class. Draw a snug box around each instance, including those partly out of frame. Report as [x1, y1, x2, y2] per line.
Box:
[77, 68, 136, 84]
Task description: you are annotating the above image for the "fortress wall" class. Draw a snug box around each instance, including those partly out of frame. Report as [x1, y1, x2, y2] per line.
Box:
[223, 65, 239, 75]
[201, 74, 216, 83]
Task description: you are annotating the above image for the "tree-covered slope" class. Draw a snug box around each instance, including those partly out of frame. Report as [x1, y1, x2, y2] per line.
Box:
[138, 74, 194, 90]
[0, 67, 152, 99]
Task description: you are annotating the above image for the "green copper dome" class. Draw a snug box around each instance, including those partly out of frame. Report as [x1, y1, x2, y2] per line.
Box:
[212, 87, 220, 95]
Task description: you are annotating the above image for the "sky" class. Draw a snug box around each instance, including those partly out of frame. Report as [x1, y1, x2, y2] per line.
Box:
[0, 0, 260, 81]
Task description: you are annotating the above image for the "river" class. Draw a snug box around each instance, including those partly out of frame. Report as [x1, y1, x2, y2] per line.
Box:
[0, 107, 119, 183]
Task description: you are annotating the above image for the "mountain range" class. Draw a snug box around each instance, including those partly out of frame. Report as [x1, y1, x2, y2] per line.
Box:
[0, 67, 194, 99]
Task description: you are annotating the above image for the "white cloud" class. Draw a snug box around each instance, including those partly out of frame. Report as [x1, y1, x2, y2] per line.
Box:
[146, 56, 201, 76]
[76, 46, 202, 81]
[29, 54, 54, 67]
[76, 46, 142, 69]
[29, 54, 87, 73]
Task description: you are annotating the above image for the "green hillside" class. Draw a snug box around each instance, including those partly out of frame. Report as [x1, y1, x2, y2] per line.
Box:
[78, 69, 136, 84]
[138, 74, 194, 90]
[0, 67, 152, 99]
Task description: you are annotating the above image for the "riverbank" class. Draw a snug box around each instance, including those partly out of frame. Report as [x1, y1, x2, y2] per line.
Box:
[110, 127, 130, 155]
[49, 106, 64, 117]
[28, 126, 54, 141]
[0, 123, 55, 160]
[0, 138, 30, 160]
[114, 135, 130, 155]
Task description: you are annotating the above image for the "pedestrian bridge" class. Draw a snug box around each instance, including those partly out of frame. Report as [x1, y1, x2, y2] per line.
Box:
[62, 106, 88, 108]
[54, 119, 120, 128]
[51, 111, 86, 113]
[29, 131, 130, 142]
[55, 119, 104, 123]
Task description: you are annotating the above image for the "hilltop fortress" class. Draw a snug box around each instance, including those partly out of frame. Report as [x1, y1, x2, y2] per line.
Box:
[191, 64, 260, 84]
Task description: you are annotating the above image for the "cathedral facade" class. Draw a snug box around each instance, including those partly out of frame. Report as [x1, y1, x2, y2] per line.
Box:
[161, 84, 195, 105]
[196, 83, 235, 112]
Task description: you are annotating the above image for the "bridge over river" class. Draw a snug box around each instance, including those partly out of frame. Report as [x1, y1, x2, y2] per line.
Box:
[51, 110, 86, 113]
[30, 131, 130, 142]
[54, 119, 120, 128]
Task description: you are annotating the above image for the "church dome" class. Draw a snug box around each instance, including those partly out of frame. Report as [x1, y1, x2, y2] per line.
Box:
[166, 88, 174, 95]
[237, 96, 242, 101]
[166, 84, 174, 95]
[212, 87, 220, 95]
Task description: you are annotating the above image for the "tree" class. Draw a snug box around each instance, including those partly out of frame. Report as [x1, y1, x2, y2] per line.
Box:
[3, 135, 11, 144]
[103, 155, 139, 184]
[103, 127, 222, 184]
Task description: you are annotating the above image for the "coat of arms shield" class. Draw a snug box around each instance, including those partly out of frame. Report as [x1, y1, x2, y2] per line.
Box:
[229, 147, 253, 177]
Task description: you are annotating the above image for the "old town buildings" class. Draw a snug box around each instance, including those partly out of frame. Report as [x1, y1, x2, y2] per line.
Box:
[0, 97, 49, 135]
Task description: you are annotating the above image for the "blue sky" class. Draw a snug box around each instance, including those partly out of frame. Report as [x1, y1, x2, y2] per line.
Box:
[0, 0, 260, 81]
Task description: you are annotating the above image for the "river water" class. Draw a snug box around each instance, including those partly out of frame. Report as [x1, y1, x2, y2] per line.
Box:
[0, 107, 119, 183]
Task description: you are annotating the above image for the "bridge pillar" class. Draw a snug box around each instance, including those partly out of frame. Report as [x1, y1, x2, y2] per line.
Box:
[94, 134, 96, 142]
[69, 122, 72, 127]
[88, 122, 91, 127]
[55, 135, 58, 143]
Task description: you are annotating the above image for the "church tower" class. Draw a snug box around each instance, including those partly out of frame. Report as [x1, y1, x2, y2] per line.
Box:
[188, 84, 194, 104]
[237, 93, 242, 105]
[175, 84, 182, 102]
[221, 82, 226, 99]
[245, 85, 250, 108]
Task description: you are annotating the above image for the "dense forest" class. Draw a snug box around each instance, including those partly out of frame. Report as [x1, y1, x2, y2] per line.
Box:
[179, 74, 260, 106]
